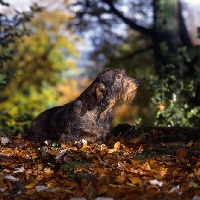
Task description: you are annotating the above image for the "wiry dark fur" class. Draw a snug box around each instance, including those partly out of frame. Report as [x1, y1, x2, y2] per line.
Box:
[29, 69, 140, 143]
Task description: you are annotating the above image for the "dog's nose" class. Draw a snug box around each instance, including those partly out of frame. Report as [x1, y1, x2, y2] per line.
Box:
[134, 79, 140, 86]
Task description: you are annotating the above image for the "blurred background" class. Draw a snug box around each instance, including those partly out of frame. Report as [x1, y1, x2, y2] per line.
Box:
[0, 0, 200, 136]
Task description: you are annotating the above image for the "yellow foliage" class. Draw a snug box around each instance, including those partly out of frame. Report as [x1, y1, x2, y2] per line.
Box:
[0, 5, 81, 133]
[112, 104, 139, 126]
[57, 77, 92, 105]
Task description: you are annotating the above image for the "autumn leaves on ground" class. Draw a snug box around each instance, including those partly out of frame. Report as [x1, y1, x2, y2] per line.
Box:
[1, 126, 200, 200]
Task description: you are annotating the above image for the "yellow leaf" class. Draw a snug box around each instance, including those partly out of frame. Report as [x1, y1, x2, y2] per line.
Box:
[153, 167, 168, 179]
[114, 142, 120, 150]
[149, 159, 157, 166]
[187, 140, 193, 147]
[44, 168, 54, 177]
[31, 153, 39, 159]
[157, 102, 165, 111]
[128, 176, 142, 186]
[108, 149, 117, 153]
[142, 162, 151, 170]
[25, 182, 36, 189]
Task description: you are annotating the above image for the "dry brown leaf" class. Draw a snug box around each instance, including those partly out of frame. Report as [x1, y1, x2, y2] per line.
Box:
[114, 174, 126, 184]
[128, 176, 142, 186]
[188, 179, 199, 188]
[1, 126, 200, 199]
[176, 148, 187, 159]
[145, 187, 162, 198]
[0, 177, 7, 188]
[96, 175, 107, 186]
[93, 168, 107, 175]
[25, 188, 37, 195]
[97, 184, 108, 195]
[106, 185, 121, 198]
[149, 159, 157, 166]
[194, 168, 200, 181]
[195, 162, 200, 168]
[142, 162, 151, 170]
[84, 185, 96, 200]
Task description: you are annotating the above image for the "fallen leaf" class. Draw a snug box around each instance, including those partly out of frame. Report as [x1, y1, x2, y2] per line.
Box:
[176, 148, 187, 159]
[192, 195, 200, 200]
[169, 185, 180, 193]
[84, 185, 96, 200]
[114, 174, 126, 184]
[55, 149, 67, 159]
[108, 149, 117, 153]
[25, 182, 36, 189]
[93, 168, 107, 175]
[3, 175, 19, 182]
[43, 168, 54, 177]
[0, 177, 7, 188]
[97, 184, 108, 195]
[145, 187, 161, 197]
[188, 179, 199, 188]
[25, 188, 36, 195]
[13, 166, 25, 173]
[142, 162, 151, 170]
[187, 140, 193, 147]
[149, 179, 163, 187]
[194, 168, 200, 181]
[0, 137, 9, 144]
[128, 176, 142, 186]
[114, 142, 120, 150]
[35, 185, 48, 192]
[0, 188, 7, 192]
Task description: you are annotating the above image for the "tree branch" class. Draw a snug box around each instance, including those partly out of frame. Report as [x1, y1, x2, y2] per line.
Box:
[102, 0, 153, 36]
[110, 45, 153, 61]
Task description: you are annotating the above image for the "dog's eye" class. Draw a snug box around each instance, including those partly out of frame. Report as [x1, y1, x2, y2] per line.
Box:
[99, 83, 106, 93]
[116, 73, 123, 79]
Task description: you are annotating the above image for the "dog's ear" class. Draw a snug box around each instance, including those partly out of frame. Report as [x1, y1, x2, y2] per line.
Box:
[89, 82, 106, 110]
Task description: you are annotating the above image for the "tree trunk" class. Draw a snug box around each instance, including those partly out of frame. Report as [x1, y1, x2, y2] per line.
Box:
[152, 0, 192, 77]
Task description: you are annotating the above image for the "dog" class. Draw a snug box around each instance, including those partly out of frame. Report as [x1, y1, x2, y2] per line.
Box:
[29, 69, 140, 144]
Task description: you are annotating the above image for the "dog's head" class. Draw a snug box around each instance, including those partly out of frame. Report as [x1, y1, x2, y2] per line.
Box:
[87, 69, 140, 109]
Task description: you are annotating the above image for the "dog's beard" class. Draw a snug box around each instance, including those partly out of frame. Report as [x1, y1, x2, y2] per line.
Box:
[115, 79, 138, 104]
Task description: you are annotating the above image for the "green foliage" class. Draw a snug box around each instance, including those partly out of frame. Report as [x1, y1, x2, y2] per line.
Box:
[150, 64, 200, 127]
[0, 74, 6, 86]
[0, 5, 79, 136]
[0, 1, 39, 135]
[0, 113, 32, 136]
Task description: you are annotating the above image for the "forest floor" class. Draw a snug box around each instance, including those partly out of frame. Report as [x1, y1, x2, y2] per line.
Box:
[0, 125, 200, 200]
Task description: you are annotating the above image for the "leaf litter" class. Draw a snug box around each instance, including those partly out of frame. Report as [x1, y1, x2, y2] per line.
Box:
[0, 126, 200, 199]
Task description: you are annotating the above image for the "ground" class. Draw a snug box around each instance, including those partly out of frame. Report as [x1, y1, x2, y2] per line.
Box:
[0, 125, 200, 200]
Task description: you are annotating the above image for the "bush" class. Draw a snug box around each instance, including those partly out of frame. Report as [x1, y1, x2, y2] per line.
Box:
[149, 64, 200, 127]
